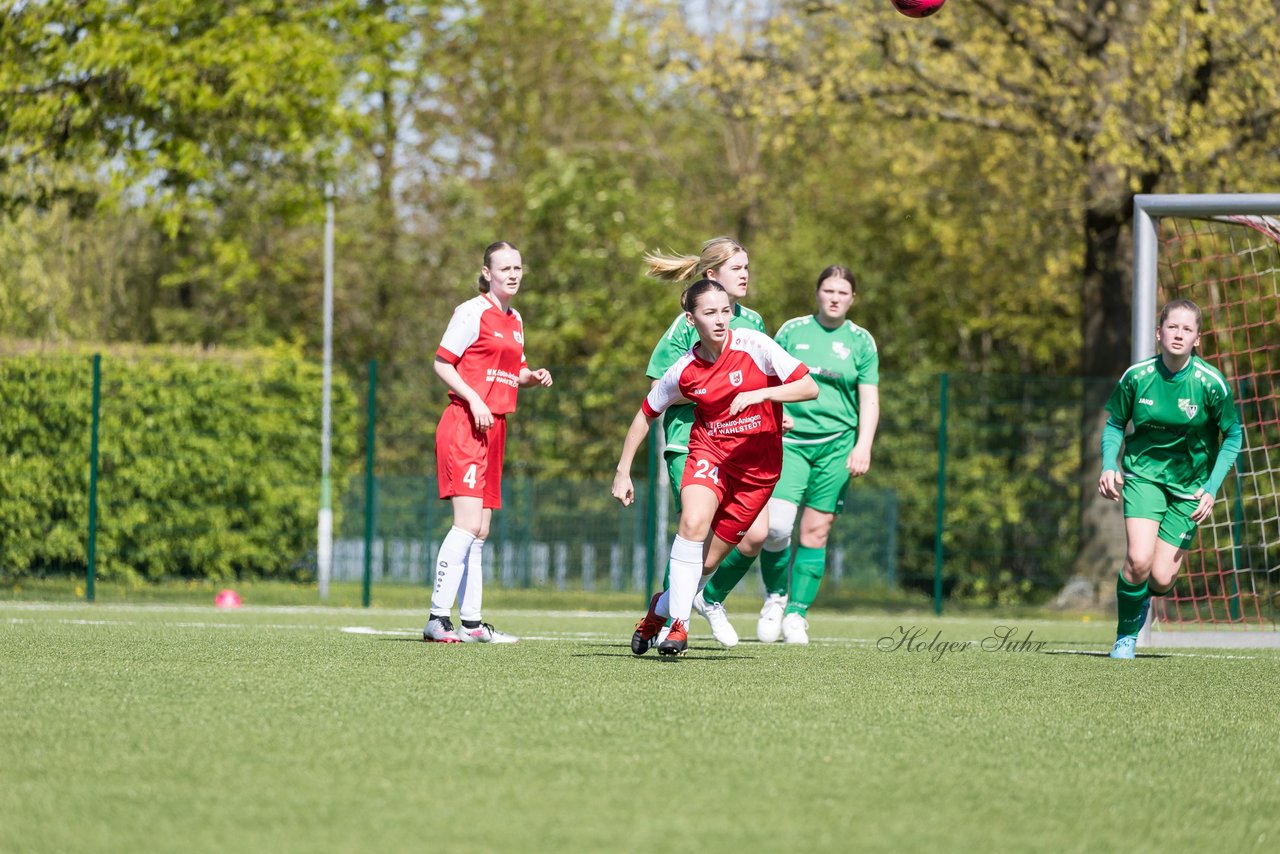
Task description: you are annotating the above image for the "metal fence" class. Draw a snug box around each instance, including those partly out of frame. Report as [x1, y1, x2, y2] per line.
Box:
[7, 352, 1149, 606]
[334, 473, 898, 596]
[338, 361, 1113, 605]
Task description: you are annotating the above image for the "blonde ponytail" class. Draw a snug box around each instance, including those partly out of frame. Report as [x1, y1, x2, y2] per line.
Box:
[644, 236, 745, 283]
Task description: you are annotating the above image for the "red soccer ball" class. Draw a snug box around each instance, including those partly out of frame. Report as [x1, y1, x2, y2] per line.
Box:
[891, 0, 947, 17]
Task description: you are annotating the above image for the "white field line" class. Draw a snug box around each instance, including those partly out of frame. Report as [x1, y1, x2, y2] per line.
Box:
[5, 617, 328, 631]
[0, 601, 640, 619]
[4, 613, 1265, 659]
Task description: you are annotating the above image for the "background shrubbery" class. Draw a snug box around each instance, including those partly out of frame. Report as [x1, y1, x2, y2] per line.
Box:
[0, 346, 358, 582]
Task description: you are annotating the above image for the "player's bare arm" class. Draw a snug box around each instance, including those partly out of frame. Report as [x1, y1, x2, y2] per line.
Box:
[433, 356, 494, 431]
[847, 384, 880, 477]
[519, 367, 554, 387]
[727, 374, 818, 417]
[612, 408, 657, 506]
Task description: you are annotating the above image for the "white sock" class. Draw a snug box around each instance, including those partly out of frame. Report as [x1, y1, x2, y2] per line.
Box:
[655, 590, 671, 619]
[666, 535, 703, 624]
[430, 526, 476, 616]
[696, 573, 710, 594]
[458, 539, 485, 623]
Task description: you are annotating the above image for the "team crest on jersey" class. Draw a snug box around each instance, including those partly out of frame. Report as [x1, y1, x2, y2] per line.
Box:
[513, 330, 523, 344]
[832, 342, 850, 360]
[1178, 398, 1198, 420]
[729, 370, 743, 387]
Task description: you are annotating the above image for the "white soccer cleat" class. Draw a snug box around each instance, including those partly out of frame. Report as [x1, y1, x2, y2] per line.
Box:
[693, 591, 739, 648]
[423, 615, 461, 643]
[455, 622, 519, 644]
[757, 593, 787, 643]
[782, 612, 809, 645]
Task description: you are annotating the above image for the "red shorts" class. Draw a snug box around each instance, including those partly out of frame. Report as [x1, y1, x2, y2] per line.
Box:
[679, 452, 777, 545]
[436, 403, 506, 509]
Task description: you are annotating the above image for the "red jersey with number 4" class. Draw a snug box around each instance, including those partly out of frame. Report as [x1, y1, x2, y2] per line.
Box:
[643, 329, 809, 482]
[436, 293, 527, 415]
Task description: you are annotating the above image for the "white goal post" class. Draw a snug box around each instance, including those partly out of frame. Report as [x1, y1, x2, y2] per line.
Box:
[1136, 193, 1274, 647]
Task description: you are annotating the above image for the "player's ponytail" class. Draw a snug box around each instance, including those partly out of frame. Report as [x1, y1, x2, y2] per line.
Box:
[645, 236, 745, 283]
[479, 241, 520, 293]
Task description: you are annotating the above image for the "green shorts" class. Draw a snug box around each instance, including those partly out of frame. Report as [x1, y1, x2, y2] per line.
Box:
[773, 432, 857, 514]
[1122, 474, 1199, 549]
[666, 451, 688, 513]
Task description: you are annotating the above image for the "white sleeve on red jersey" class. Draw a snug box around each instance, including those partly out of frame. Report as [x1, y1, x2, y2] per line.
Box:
[642, 351, 696, 418]
[734, 329, 809, 382]
[436, 296, 485, 364]
[511, 307, 529, 368]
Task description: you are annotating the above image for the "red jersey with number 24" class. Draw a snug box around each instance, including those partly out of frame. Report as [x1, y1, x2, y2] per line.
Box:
[643, 329, 809, 483]
[436, 293, 527, 415]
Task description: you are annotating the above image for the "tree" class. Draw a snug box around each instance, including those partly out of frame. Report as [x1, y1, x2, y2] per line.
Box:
[0, 0, 411, 347]
[666, 0, 1280, 596]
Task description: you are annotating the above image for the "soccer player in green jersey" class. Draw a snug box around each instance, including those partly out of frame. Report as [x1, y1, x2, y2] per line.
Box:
[1099, 299, 1243, 659]
[643, 237, 767, 648]
[702, 264, 880, 643]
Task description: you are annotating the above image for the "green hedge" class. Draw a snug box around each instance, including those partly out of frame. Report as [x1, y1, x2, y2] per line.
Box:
[0, 347, 358, 581]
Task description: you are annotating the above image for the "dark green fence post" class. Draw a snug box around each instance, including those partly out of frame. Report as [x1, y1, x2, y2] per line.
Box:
[86, 354, 102, 603]
[644, 419, 660, 603]
[933, 372, 949, 616]
[521, 471, 534, 587]
[362, 360, 377, 608]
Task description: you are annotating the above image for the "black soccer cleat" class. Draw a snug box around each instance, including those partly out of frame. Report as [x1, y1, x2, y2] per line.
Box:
[631, 592, 665, 655]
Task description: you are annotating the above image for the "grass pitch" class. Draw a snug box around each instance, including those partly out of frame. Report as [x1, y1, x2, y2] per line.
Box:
[2, 600, 1277, 853]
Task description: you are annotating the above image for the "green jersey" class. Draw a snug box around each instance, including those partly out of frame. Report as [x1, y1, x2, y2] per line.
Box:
[645, 303, 767, 454]
[774, 315, 879, 442]
[1105, 355, 1238, 497]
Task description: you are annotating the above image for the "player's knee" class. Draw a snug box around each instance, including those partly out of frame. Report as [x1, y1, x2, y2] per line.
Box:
[1124, 551, 1155, 581]
[454, 521, 484, 538]
[798, 526, 830, 549]
[738, 530, 765, 556]
[676, 515, 712, 542]
[766, 499, 796, 547]
[1148, 567, 1179, 592]
[1126, 558, 1157, 583]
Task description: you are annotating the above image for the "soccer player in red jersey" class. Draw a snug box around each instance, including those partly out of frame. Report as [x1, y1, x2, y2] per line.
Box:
[424, 241, 553, 644]
[644, 237, 768, 647]
[612, 280, 819, 655]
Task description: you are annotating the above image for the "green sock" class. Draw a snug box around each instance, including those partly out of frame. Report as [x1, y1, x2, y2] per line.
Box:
[784, 546, 826, 616]
[702, 548, 756, 605]
[759, 546, 791, 596]
[1115, 573, 1150, 638]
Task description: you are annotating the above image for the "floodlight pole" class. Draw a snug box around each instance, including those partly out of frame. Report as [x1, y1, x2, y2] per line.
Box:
[318, 182, 335, 600]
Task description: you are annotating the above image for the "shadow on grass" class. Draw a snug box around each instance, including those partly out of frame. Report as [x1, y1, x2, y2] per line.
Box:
[374, 635, 755, 660]
[1043, 650, 1174, 659]
[580, 651, 759, 661]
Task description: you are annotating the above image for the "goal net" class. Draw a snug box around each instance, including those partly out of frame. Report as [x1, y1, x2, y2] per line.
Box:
[1133, 194, 1280, 638]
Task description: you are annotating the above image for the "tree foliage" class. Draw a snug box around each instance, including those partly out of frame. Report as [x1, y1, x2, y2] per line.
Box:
[3, 1, 1279, 595]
